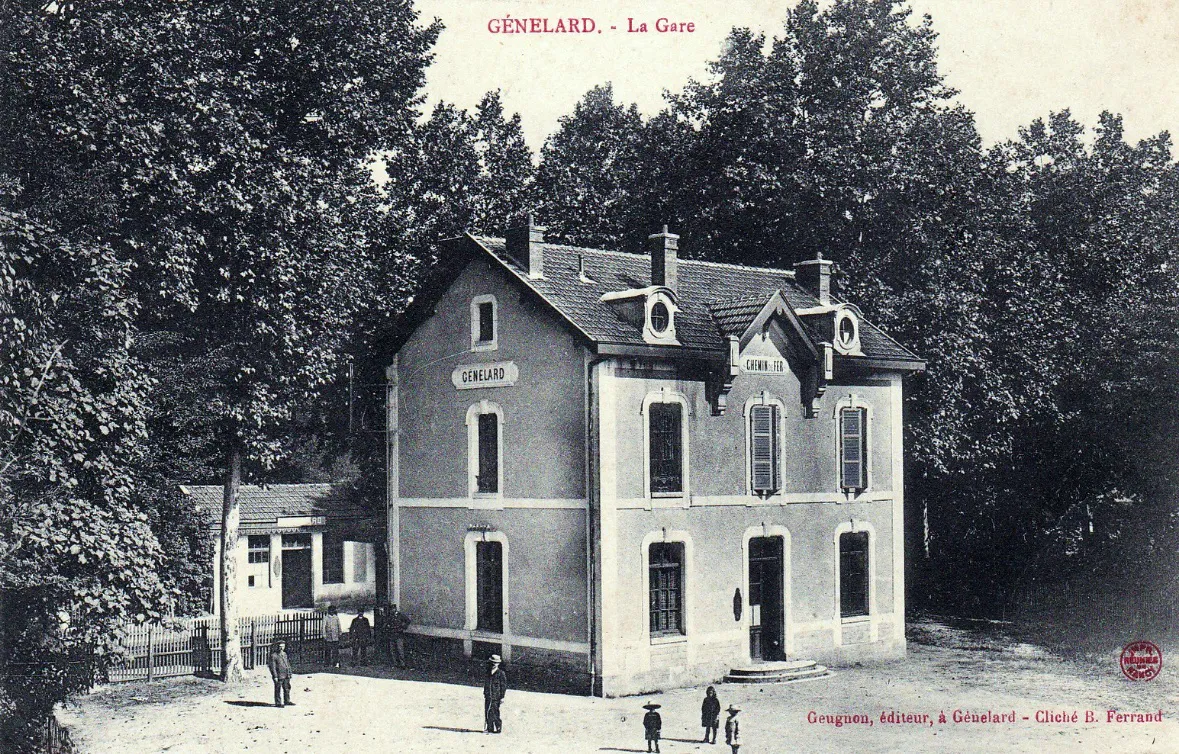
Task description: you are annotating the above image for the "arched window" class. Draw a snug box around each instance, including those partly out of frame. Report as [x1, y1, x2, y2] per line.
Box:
[466, 401, 504, 497]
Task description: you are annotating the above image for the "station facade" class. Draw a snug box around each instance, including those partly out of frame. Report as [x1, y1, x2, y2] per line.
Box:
[383, 221, 924, 696]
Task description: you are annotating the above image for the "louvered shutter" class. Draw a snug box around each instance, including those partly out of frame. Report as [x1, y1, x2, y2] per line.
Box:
[750, 405, 778, 493]
[840, 408, 865, 490]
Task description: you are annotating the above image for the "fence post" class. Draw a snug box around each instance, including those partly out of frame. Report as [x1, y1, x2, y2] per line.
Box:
[146, 627, 154, 683]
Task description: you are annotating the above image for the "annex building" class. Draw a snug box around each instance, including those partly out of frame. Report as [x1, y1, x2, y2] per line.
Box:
[382, 219, 924, 696]
[185, 483, 379, 616]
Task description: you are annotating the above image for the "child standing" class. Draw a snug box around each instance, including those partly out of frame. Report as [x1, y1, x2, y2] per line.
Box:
[724, 705, 742, 754]
[701, 686, 721, 743]
[642, 702, 662, 753]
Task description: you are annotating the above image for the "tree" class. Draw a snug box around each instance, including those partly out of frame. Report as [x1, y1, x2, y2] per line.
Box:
[0, 202, 163, 750]
[536, 84, 647, 248]
[470, 90, 536, 235]
[1, 0, 441, 682]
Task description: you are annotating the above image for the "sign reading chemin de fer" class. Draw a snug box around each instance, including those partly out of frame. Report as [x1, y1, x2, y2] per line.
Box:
[452, 361, 520, 389]
[741, 356, 787, 375]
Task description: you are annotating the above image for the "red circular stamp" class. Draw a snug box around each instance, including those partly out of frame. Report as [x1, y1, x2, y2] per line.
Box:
[1120, 641, 1162, 681]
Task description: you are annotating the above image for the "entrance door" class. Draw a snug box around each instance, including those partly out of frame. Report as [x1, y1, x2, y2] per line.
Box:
[281, 535, 313, 609]
[749, 536, 784, 661]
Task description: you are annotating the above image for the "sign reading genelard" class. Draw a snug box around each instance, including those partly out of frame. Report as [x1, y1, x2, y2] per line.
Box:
[452, 361, 520, 389]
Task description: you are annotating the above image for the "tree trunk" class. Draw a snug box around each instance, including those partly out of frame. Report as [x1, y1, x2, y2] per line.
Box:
[219, 444, 244, 683]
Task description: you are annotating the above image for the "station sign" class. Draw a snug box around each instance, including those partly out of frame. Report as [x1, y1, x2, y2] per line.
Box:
[741, 356, 787, 375]
[452, 361, 519, 389]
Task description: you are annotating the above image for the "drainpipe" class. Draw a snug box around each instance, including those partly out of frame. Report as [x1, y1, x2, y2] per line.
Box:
[585, 351, 607, 697]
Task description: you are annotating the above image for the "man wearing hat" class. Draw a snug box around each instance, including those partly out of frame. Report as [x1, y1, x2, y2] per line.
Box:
[724, 705, 742, 753]
[642, 702, 663, 753]
[483, 654, 508, 733]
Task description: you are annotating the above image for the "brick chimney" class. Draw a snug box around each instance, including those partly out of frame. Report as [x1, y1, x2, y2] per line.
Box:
[649, 225, 679, 292]
[794, 252, 834, 305]
[504, 214, 546, 279]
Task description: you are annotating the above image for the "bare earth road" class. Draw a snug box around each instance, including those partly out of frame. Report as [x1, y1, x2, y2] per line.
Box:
[61, 620, 1179, 754]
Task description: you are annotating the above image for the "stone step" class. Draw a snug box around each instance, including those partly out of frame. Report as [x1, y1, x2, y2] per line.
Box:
[723, 660, 830, 684]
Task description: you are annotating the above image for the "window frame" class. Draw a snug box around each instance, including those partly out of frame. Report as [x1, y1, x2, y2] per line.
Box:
[642, 390, 691, 501]
[641, 530, 692, 645]
[470, 294, 498, 352]
[744, 393, 785, 497]
[648, 542, 685, 637]
[836, 528, 872, 621]
[834, 395, 872, 494]
[247, 535, 270, 565]
[466, 400, 505, 501]
[464, 530, 509, 639]
[322, 531, 345, 584]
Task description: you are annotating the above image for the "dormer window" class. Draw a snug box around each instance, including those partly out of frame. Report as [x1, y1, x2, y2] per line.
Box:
[601, 286, 679, 345]
[471, 294, 498, 352]
[833, 307, 861, 355]
[643, 291, 678, 345]
[650, 301, 670, 334]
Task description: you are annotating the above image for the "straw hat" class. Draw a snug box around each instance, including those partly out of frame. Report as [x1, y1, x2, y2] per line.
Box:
[642, 702, 662, 710]
[726, 705, 741, 714]
[488, 654, 502, 664]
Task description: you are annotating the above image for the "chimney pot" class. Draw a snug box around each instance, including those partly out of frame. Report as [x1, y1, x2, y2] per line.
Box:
[504, 213, 546, 279]
[648, 225, 679, 291]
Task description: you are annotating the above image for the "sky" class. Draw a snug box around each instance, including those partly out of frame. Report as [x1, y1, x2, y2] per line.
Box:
[414, 0, 1179, 151]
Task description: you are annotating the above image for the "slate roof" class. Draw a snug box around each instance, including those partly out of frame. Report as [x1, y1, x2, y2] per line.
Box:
[182, 483, 371, 534]
[469, 236, 922, 366]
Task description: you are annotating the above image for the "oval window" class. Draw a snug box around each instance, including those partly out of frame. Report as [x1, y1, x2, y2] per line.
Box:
[838, 315, 856, 346]
[650, 301, 670, 334]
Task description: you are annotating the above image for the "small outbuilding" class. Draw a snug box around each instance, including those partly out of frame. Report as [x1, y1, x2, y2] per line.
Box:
[183, 483, 379, 615]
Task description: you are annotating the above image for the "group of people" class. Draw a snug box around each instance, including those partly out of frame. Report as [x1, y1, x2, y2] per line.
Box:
[643, 686, 743, 753]
[318, 603, 410, 669]
[266, 603, 412, 708]
[268, 622, 745, 750]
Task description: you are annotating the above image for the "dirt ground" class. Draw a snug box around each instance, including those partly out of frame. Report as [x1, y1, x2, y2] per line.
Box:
[60, 618, 1179, 754]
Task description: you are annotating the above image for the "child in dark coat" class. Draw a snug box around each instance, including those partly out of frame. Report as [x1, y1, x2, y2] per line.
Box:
[642, 702, 662, 753]
[701, 685, 721, 743]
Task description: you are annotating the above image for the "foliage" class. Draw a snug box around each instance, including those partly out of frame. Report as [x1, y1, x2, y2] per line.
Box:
[0, 203, 165, 750]
[535, 84, 647, 248]
[531, 0, 1179, 618]
[1, 0, 442, 690]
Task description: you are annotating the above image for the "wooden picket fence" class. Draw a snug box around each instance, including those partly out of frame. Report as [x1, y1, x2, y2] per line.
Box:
[42, 715, 76, 754]
[108, 611, 325, 682]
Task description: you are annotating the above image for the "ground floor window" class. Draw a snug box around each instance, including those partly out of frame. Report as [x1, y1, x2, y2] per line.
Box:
[323, 532, 344, 584]
[649, 542, 685, 635]
[476, 540, 504, 633]
[839, 531, 870, 618]
[352, 541, 369, 583]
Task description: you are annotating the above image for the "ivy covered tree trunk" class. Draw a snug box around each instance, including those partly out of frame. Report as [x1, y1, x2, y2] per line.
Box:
[219, 444, 243, 683]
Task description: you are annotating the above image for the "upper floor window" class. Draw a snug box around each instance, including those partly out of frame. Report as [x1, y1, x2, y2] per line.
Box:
[467, 400, 504, 497]
[649, 542, 685, 636]
[749, 404, 781, 495]
[471, 294, 498, 351]
[649, 402, 684, 494]
[839, 407, 868, 491]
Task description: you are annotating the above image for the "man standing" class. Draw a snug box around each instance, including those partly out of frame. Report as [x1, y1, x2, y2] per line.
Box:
[349, 610, 372, 666]
[389, 604, 410, 668]
[483, 654, 508, 733]
[322, 605, 342, 668]
[268, 640, 293, 708]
